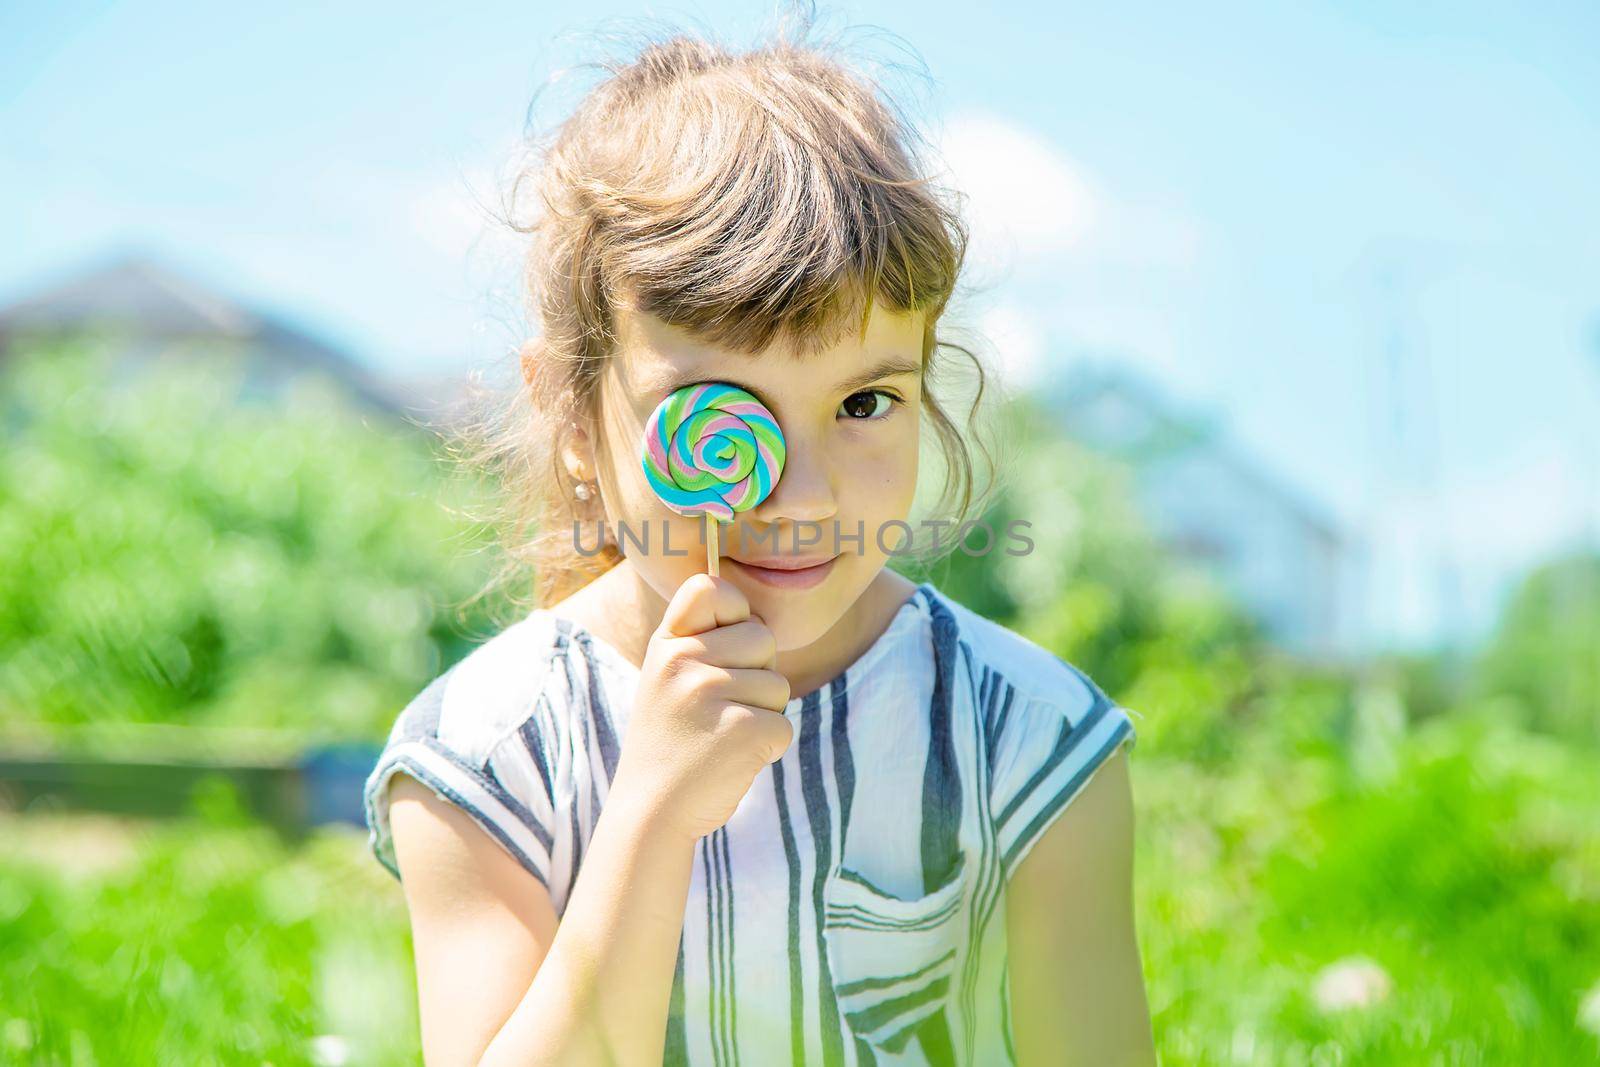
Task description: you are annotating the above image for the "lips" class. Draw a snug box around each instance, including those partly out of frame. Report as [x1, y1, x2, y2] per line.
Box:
[724, 554, 838, 590]
[733, 555, 836, 571]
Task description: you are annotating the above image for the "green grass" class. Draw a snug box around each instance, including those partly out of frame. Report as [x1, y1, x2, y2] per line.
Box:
[2, 715, 1597, 1065]
[1137, 714, 1600, 1065]
[0, 801, 417, 1066]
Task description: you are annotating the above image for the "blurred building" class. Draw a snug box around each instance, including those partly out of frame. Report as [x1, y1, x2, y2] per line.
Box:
[0, 251, 433, 421]
[1050, 360, 1353, 663]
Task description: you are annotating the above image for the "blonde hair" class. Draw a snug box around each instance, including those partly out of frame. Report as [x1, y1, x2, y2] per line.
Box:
[451, 7, 996, 612]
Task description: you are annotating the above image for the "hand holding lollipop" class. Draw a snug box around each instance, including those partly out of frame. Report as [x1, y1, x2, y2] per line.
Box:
[615, 386, 796, 845]
[641, 382, 786, 576]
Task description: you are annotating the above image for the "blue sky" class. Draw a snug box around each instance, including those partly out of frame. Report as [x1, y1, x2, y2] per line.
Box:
[5, 1, 1598, 651]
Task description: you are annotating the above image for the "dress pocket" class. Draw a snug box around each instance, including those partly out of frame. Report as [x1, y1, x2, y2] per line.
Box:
[821, 851, 968, 1054]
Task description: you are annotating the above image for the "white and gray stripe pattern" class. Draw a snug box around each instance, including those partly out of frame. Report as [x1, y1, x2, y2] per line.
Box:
[364, 582, 1139, 1065]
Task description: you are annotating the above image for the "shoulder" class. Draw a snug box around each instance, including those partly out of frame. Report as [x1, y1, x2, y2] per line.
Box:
[382, 610, 568, 766]
[364, 609, 582, 891]
[919, 583, 1115, 719]
[918, 585, 1140, 882]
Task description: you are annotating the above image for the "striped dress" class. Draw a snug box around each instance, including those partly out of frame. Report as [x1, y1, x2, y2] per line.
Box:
[363, 581, 1139, 1066]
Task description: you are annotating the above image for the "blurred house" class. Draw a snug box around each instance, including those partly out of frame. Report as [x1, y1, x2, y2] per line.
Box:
[1049, 360, 1352, 663]
[0, 251, 456, 424]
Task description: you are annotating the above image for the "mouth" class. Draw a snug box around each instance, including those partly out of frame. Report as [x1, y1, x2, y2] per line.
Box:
[724, 554, 839, 590]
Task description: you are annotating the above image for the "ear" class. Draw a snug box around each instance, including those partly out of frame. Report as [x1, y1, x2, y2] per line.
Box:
[519, 341, 539, 386]
[559, 421, 596, 483]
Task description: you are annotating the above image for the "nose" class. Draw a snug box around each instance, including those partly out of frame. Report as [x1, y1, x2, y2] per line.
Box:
[751, 428, 837, 527]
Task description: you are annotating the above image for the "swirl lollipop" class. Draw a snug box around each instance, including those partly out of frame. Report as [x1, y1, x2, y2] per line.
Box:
[641, 381, 786, 575]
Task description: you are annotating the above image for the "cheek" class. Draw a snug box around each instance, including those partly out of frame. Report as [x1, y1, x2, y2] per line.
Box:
[839, 421, 920, 520]
[592, 386, 676, 527]
[590, 429, 709, 591]
[597, 452, 662, 525]
[598, 464, 707, 572]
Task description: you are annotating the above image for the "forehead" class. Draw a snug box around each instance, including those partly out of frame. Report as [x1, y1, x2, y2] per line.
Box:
[609, 301, 924, 404]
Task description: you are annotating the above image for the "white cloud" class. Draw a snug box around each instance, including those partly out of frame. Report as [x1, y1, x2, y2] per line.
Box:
[931, 111, 1095, 282]
[405, 133, 529, 267]
[974, 301, 1049, 391]
[931, 108, 1204, 281]
[407, 170, 499, 262]
[399, 136, 538, 368]
[927, 109, 1206, 389]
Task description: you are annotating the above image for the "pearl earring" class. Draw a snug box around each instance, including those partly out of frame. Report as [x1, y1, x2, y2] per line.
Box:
[574, 481, 594, 502]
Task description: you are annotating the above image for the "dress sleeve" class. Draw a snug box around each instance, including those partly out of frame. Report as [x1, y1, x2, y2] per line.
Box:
[987, 666, 1138, 883]
[362, 670, 561, 892]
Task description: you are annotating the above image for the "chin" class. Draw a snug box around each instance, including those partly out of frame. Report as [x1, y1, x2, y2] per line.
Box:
[739, 575, 859, 652]
[760, 608, 835, 653]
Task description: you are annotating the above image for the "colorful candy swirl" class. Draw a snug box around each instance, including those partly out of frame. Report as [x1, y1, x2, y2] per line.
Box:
[641, 382, 786, 522]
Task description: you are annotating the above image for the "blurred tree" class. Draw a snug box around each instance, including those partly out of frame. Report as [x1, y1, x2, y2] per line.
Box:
[1471, 548, 1600, 745]
[0, 338, 513, 741]
[898, 392, 1297, 764]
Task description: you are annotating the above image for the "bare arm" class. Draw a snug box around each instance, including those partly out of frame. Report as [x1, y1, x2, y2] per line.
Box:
[388, 573, 793, 1066]
[1004, 747, 1156, 1067]
[389, 772, 697, 1066]
[387, 772, 559, 1065]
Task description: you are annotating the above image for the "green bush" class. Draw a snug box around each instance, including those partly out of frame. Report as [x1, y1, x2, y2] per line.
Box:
[1472, 550, 1600, 745]
[0, 338, 511, 742]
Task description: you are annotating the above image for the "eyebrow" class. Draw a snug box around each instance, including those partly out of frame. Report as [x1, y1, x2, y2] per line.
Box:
[651, 355, 923, 402]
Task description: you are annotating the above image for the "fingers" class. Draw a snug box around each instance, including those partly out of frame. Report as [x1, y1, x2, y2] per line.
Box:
[659, 574, 750, 638]
[654, 572, 789, 720]
[726, 702, 796, 765]
[716, 668, 791, 713]
[683, 619, 777, 671]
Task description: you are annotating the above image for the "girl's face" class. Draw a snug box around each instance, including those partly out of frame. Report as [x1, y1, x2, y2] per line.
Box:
[584, 300, 924, 651]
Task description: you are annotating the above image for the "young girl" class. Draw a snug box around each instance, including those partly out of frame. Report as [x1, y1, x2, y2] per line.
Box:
[363, 21, 1154, 1067]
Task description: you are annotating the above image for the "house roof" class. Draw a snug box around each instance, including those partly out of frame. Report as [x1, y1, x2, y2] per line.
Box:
[1052, 359, 1345, 547]
[0, 251, 413, 419]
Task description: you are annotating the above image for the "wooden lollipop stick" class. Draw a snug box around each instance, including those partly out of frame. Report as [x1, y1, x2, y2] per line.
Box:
[706, 514, 720, 577]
